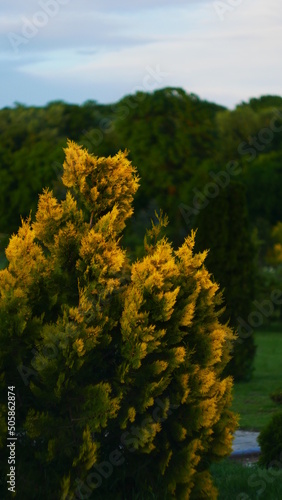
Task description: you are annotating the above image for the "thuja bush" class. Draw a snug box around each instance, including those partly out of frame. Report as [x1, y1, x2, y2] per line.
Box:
[0, 141, 237, 499]
[258, 412, 282, 467]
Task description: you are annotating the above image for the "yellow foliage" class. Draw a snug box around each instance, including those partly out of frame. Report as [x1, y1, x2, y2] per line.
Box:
[209, 327, 233, 364]
[154, 360, 169, 375]
[128, 407, 136, 422]
[62, 141, 140, 232]
[161, 287, 180, 321]
[72, 426, 99, 470]
[179, 301, 195, 327]
[79, 222, 126, 281]
[73, 338, 85, 356]
[172, 346, 186, 365]
[197, 368, 216, 396]
[131, 239, 179, 292]
[33, 189, 64, 246]
[176, 373, 190, 404]
[4, 217, 46, 290]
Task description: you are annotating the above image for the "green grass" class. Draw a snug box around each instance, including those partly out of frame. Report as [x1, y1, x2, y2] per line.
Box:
[232, 327, 282, 430]
[211, 460, 282, 500]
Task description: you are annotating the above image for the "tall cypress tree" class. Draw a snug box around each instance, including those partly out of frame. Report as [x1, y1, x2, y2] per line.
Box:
[195, 181, 256, 380]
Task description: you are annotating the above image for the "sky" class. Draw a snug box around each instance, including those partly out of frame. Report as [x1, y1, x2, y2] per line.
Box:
[1, 0, 282, 109]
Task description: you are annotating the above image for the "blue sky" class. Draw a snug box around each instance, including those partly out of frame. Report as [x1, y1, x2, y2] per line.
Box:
[1, 0, 281, 109]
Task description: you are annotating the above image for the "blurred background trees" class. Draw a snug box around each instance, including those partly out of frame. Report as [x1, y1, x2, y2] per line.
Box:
[0, 88, 281, 379]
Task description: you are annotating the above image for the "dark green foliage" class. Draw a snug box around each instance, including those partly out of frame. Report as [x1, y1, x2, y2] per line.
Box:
[258, 412, 282, 467]
[114, 87, 225, 247]
[194, 182, 256, 380]
[242, 152, 282, 227]
[245, 95, 282, 112]
[270, 389, 282, 405]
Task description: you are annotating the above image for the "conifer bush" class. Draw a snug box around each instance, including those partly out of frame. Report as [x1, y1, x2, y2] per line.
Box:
[0, 141, 237, 499]
[270, 389, 282, 405]
[258, 412, 282, 467]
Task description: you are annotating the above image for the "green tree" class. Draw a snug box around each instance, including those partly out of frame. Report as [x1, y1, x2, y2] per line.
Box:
[0, 141, 237, 499]
[114, 87, 225, 248]
[194, 182, 256, 381]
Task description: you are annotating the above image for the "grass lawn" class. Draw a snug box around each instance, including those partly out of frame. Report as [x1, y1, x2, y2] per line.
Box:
[232, 326, 282, 430]
[211, 460, 282, 500]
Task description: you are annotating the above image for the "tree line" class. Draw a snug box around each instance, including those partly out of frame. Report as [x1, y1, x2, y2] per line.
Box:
[0, 88, 282, 380]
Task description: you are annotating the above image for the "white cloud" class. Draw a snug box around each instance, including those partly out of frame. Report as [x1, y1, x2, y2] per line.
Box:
[0, 0, 281, 108]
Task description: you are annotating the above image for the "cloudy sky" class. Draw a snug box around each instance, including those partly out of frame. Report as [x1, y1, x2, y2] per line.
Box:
[1, 0, 281, 109]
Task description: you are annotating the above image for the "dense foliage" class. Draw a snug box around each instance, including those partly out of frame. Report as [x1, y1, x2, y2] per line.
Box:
[194, 182, 256, 380]
[258, 412, 282, 467]
[0, 142, 237, 499]
[0, 88, 281, 381]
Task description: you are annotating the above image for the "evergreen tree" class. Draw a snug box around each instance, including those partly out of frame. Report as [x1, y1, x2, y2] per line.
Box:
[194, 181, 256, 380]
[0, 142, 237, 499]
